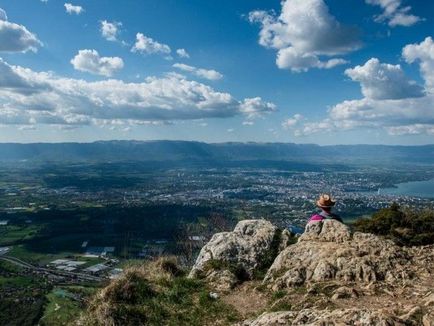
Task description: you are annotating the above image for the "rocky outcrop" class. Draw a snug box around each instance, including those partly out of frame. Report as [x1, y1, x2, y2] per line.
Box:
[264, 219, 412, 289]
[238, 307, 426, 326]
[189, 219, 293, 290]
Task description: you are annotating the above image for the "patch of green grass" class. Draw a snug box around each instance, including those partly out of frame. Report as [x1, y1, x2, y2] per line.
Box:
[269, 299, 292, 312]
[203, 259, 249, 282]
[105, 276, 239, 325]
[39, 289, 83, 326]
[0, 275, 36, 287]
[82, 259, 240, 326]
[0, 259, 23, 273]
[8, 245, 72, 266]
[0, 225, 41, 246]
[290, 285, 307, 295]
[271, 290, 287, 301]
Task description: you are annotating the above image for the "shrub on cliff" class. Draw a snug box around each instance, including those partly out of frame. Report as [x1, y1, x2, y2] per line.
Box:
[353, 203, 434, 246]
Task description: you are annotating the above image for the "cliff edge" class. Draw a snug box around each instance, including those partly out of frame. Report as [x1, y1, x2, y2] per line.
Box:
[190, 219, 434, 325]
[80, 218, 434, 325]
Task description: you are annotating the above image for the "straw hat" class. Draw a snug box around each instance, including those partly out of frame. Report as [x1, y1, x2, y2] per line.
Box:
[316, 194, 336, 208]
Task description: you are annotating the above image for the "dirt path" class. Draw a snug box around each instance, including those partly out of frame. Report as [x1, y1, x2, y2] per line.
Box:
[221, 281, 270, 319]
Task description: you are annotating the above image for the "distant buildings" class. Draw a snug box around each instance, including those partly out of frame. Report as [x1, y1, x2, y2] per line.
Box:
[49, 259, 86, 272]
[0, 247, 10, 255]
[84, 247, 115, 258]
[84, 263, 110, 274]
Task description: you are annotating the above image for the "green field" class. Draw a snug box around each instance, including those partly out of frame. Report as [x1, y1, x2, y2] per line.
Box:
[0, 225, 41, 246]
[39, 286, 97, 326]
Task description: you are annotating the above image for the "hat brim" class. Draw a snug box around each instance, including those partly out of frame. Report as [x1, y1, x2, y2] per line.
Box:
[316, 201, 335, 208]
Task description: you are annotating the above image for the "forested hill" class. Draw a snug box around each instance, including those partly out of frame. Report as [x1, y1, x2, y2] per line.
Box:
[0, 140, 433, 165]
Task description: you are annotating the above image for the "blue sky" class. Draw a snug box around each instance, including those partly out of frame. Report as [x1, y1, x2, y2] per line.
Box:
[0, 0, 433, 144]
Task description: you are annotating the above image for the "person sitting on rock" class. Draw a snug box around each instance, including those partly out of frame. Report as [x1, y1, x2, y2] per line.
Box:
[308, 194, 343, 223]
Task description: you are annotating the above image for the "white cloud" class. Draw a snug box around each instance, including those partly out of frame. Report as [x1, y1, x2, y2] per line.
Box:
[295, 38, 434, 137]
[326, 95, 434, 134]
[100, 20, 121, 42]
[131, 33, 171, 55]
[172, 63, 223, 81]
[365, 0, 423, 27]
[248, 0, 360, 72]
[18, 125, 36, 131]
[276, 48, 349, 72]
[403, 37, 434, 91]
[0, 8, 7, 21]
[282, 114, 303, 128]
[70, 49, 124, 77]
[176, 48, 190, 58]
[242, 121, 254, 126]
[0, 8, 42, 53]
[386, 124, 434, 136]
[239, 97, 276, 118]
[0, 59, 276, 127]
[345, 58, 424, 100]
[64, 3, 83, 15]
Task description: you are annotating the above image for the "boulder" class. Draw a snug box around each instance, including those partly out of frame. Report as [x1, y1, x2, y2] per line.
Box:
[189, 219, 292, 288]
[299, 219, 351, 243]
[264, 219, 412, 289]
[331, 286, 359, 300]
[204, 269, 238, 292]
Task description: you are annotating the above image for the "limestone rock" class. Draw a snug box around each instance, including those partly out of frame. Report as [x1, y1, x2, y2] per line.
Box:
[239, 308, 408, 326]
[299, 219, 351, 243]
[423, 312, 434, 326]
[331, 286, 359, 300]
[189, 219, 291, 287]
[399, 306, 422, 324]
[425, 293, 434, 307]
[264, 219, 411, 289]
[204, 269, 238, 292]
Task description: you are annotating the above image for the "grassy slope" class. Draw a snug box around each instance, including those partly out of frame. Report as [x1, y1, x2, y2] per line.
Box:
[79, 257, 240, 326]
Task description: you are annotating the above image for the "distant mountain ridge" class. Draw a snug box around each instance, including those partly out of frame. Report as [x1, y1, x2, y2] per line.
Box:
[0, 140, 433, 165]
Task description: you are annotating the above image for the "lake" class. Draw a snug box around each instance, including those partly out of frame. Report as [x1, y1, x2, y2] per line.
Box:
[380, 179, 434, 198]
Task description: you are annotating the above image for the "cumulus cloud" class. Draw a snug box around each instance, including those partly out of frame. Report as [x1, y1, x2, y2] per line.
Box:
[0, 59, 275, 127]
[64, 3, 83, 15]
[365, 0, 423, 27]
[403, 37, 434, 91]
[282, 114, 303, 128]
[248, 0, 360, 72]
[100, 20, 121, 41]
[345, 58, 424, 100]
[386, 124, 434, 135]
[295, 38, 434, 137]
[176, 48, 190, 58]
[131, 33, 171, 55]
[70, 49, 124, 77]
[0, 8, 42, 53]
[172, 63, 223, 81]
[239, 97, 276, 119]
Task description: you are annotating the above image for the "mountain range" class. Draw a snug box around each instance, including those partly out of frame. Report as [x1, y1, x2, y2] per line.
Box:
[0, 140, 433, 165]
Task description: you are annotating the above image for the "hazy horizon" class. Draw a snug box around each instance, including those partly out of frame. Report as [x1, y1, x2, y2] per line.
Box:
[1, 139, 434, 147]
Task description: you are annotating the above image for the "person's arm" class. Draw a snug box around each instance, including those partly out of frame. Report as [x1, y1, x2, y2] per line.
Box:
[308, 214, 324, 223]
